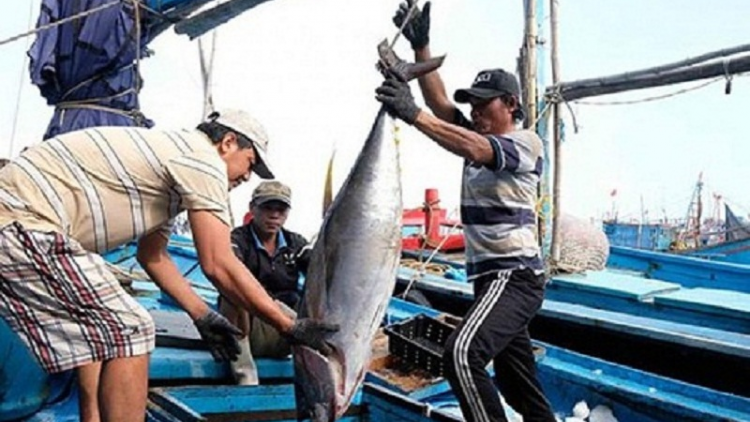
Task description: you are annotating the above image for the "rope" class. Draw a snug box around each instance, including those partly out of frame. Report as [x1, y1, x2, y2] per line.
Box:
[9, 0, 36, 157]
[389, 0, 421, 51]
[58, 62, 137, 104]
[56, 102, 144, 121]
[543, 73, 747, 136]
[132, 0, 142, 95]
[138, 1, 175, 21]
[0, 0, 121, 47]
[545, 88, 579, 133]
[571, 76, 727, 106]
[400, 259, 450, 276]
[531, 101, 552, 129]
[400, 215, 462, 300]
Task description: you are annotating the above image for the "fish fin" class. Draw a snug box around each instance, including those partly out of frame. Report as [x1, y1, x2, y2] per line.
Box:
[391, 55, 446, 81]
[323, 150, 335, 218]
[376, 39, 445, 81]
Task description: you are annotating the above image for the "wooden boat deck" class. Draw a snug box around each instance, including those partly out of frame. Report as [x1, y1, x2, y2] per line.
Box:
[547, 270, 750, 333]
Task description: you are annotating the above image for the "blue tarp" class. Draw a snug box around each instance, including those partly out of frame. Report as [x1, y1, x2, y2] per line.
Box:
[26, 0, 269, 139]
[28, 0, 159, 139]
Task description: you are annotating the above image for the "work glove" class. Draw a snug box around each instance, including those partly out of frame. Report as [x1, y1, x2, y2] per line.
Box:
[393, 0, 431, 50]
[376, 75, 421, 125]
[193, 309, 242, 362]
[285, 318, 339, 356]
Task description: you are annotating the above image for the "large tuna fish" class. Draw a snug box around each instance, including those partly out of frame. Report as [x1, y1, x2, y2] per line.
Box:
[292, 54, 444, 422]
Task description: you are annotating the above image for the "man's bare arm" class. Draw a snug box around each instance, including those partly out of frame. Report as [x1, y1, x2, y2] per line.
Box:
[414, 47, 457, 122]
[414, 110, 495, 165]
[188, 210, 294, 334]
[137, 231, 209, 320]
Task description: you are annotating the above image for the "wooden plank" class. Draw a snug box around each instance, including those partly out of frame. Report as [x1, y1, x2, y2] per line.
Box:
[539, 300, 750, 359]
[608, 246, 750, 294]
[174, 0, 275, 39]
[653, 288, 750, 320]
[551, 270, 680, 301]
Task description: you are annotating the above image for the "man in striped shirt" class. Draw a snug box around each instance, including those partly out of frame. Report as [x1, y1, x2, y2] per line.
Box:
[0, 109, 336, 422]
[375, 2, 555, 422]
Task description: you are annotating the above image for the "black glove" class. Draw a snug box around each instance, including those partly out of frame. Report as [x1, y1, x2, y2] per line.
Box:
[285, 318, 339, 356]
[393, 0, 431, 50]
[193, 309, 242, 362]
[375, 76, 421, 125]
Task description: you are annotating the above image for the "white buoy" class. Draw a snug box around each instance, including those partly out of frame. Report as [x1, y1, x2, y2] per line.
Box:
[572, 401, 590, 419]
[589, 405, 618, 422]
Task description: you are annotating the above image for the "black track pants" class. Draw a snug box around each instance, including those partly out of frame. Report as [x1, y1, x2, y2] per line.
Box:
[443, 268, 556, 422]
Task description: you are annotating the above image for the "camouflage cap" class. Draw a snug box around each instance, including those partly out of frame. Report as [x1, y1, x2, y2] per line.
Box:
[251, 181, 292, 207]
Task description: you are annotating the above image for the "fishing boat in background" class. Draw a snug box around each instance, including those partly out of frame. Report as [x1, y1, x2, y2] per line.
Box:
[402, 189, 464, 253]
[603, 174, 750, 266]
[677, 203, 750, 265]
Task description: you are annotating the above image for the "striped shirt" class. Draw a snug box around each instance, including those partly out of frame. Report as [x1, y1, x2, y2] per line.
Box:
[0, 126, 232, 253]
[455, 112, 544, 279]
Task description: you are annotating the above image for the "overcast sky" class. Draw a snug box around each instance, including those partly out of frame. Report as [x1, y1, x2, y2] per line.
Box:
[1, 0, 749, 237]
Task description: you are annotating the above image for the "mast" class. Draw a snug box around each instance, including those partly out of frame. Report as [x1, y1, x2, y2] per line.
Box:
[680, 172, 704, 248]
[198, 29, 218, 118]
[519, 0, 537, 129]
[548, 0, 562, 264]
[528, 0, 553, 261]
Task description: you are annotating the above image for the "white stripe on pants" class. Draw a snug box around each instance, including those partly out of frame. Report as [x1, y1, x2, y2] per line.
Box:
[452, 270, 511, 422]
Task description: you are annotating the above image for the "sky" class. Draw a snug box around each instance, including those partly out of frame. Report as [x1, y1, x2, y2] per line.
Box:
[1, 0, 749, 238]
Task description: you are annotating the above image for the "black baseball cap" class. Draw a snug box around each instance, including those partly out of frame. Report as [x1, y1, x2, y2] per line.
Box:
[454, 68, 521, 103]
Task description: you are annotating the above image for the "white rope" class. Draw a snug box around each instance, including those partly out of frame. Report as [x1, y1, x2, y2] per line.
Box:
[572, 77, 728, 106]
[389, 0, 421, 51]
[400, 211, 462, 300]
[8, 0, 37, 157]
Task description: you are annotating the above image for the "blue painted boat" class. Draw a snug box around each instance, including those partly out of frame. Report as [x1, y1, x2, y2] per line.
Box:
[604, 221, 677, 251]
[9, 236, 750, 421]
[680, 237, 750, 266]
[397, 249, 750, 396]
[608, 245, 750, 293]
[604, 204, 750, 266]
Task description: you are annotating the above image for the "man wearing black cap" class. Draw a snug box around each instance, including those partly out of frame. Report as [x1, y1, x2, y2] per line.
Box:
[219, 181, 310, 385]
[375, 2, 555, 422]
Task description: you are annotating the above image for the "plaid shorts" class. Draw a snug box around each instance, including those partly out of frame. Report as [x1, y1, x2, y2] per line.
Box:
[0, 222, 155, 373]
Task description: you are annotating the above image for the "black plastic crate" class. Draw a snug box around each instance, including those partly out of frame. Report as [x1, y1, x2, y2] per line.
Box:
[383, 314, 455, 378]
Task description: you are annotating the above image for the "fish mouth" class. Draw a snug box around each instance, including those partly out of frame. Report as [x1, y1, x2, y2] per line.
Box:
[293, 344, 345, 422]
